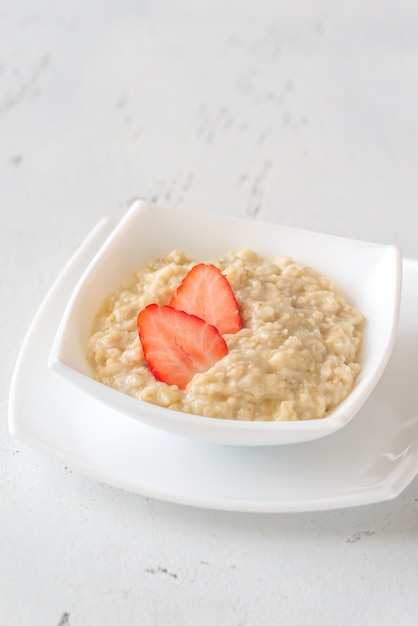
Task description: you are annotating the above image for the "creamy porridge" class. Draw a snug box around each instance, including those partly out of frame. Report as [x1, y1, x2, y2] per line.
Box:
[87, 249, 364, 421]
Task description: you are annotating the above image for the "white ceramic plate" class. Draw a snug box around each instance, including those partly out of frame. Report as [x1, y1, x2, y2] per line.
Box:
[8, 219, 418, 512]
[48, 200, 401, 446]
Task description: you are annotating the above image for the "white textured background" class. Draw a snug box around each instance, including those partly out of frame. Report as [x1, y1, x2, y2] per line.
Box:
[1, 1, 417, 624]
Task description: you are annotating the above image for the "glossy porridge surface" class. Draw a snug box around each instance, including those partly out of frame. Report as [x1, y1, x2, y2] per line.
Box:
[87, 249, 364, 421]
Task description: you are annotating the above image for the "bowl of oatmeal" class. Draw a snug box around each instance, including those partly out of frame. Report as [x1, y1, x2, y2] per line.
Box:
[49, 200, 402, 446]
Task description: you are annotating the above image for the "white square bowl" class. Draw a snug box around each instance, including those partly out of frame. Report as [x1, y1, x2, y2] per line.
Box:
[48, 200, 402, 446]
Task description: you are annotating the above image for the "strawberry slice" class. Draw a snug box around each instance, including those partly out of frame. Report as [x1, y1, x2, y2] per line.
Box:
[137, 304, 228, 389]
[169, 263, 242, 335]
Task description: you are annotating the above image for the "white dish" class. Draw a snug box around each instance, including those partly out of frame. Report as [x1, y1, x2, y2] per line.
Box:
[8, 219, 418, 512]
[48, 200, 401, 446]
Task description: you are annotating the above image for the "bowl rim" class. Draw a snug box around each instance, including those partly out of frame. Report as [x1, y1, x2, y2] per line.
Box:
[48, 199, 403, 445]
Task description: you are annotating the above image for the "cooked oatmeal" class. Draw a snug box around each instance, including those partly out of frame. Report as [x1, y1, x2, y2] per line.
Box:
[87, 249, 364, 421]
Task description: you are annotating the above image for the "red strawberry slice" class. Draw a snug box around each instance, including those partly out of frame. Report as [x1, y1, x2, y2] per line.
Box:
[137, 304, 228, 389]
[169, 263, 242, 335]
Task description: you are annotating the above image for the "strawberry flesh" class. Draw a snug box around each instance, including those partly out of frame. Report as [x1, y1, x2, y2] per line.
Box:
[169, 263, 242, 335]
[137, 304, 228, 389]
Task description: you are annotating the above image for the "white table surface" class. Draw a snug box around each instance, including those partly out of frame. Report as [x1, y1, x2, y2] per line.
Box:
[1, 1, 418, 624]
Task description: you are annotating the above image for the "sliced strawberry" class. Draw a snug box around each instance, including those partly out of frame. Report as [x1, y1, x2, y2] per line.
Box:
[169, 263, 242, 335]
[137, 304, 228, 389]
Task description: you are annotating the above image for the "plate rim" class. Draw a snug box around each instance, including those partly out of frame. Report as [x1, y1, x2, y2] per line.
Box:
[8, 218, 418, 513]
